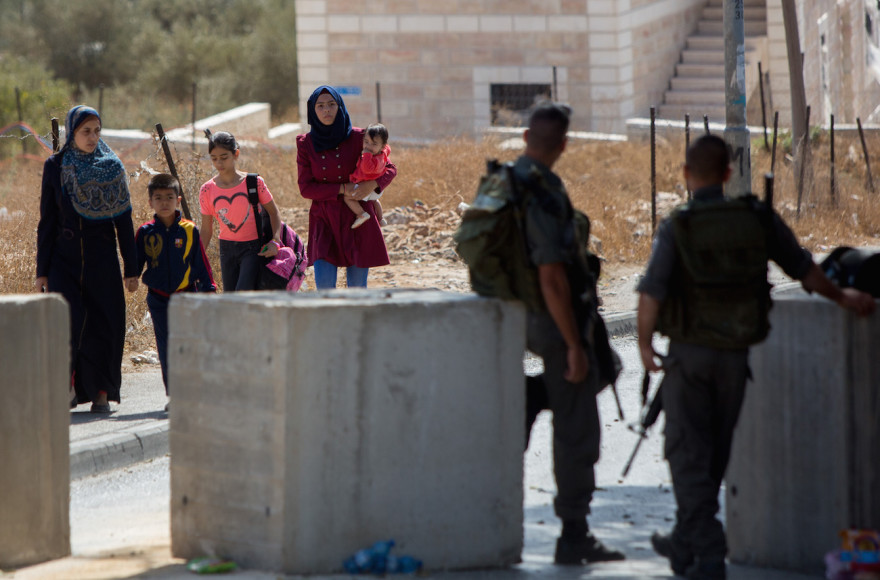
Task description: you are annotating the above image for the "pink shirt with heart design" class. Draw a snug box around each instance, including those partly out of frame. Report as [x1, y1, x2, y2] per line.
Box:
[199, 175, 274, 242]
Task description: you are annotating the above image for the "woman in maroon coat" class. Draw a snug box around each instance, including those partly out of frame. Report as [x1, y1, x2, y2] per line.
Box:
[296, 85, 397, 289]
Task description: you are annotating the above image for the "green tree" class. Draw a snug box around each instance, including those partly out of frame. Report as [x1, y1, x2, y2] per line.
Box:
[232, 0, 298, 115]
[24, 0, 141, 91]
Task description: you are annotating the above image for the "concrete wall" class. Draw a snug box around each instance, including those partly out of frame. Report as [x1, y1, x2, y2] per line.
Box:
[170, 289, 525, 574]
[0, 295, 70, 568]
[767, 1, 880, 127]
[726, 294, 880, 575]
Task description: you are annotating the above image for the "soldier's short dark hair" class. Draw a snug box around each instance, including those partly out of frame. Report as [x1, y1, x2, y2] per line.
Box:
[147, 173, 181, 199]
[527, 101, 571, 151]
[686, 135, 730, 183]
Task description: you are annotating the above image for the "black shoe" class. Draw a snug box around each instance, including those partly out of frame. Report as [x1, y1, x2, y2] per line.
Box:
[685, 559, 726, 580]
[651, 531, 693, 575]
[90, 403, 111, 414]
[554, 532, 626, 565]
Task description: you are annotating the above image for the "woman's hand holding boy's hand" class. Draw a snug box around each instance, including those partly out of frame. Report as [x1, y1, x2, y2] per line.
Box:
[124, 277, 139, 293]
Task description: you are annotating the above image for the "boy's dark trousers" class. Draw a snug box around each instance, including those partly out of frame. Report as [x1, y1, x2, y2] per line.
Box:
[146, 291, 171, 394]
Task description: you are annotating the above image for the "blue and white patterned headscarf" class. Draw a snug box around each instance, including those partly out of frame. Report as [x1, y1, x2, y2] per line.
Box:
[60, 105, 131, 221]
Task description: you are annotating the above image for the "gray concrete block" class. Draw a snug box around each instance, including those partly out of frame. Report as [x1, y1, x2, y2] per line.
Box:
[0, 295, 70, 568]
[726, 294, 880, 575]
[169, 289, 525, 574]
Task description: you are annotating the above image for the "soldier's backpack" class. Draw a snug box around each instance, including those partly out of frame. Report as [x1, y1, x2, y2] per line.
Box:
[453, 159, 545, 311]
[246, 173, 308, 291]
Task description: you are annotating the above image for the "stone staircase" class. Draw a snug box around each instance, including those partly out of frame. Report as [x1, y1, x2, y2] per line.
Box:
[658, 0, 768, 123]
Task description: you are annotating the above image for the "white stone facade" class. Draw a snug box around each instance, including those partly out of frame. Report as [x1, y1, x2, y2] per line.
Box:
[294, 1, 880, 137]
[294, 0, 706, 136]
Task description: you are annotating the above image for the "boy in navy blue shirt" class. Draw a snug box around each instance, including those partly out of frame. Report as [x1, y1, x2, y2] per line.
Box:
[136, 174, 215, 406]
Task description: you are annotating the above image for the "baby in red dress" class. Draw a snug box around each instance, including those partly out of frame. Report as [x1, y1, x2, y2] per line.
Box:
[347, 123, 390, 229]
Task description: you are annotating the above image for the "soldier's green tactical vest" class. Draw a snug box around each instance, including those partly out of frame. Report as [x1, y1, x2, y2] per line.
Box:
[657, 195, 773, 349]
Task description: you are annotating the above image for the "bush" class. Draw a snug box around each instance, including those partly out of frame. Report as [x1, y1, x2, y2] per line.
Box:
[0, 57, 72, 158]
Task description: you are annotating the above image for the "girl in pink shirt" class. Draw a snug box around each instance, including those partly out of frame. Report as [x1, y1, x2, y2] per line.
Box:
[199, 130, 282, 291]
[347, 123, 390, 229]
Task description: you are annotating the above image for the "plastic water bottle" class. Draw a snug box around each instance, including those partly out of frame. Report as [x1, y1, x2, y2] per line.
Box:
[396, 555, 423, 574]
[370, 539, 395, 573]
[386, 554, 423, 574]
[343, 548, 372, 574]
[342, 539, 396, 574]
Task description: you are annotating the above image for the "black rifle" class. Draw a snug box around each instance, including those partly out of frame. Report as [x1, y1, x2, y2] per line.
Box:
[620, 357, 672, 479]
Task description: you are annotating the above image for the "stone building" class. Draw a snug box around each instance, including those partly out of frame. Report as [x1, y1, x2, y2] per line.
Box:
[293, 1, 880, 138]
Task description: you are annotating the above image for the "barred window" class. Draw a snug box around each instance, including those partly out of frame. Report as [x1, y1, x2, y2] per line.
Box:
[490, 83, 552, 126]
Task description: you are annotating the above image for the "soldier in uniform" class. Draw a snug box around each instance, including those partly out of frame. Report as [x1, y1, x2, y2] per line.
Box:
[637, 135, 875, 580]
[519, 102, 625, 565]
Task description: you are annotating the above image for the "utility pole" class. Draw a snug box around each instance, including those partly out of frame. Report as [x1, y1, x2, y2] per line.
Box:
[724, 0, 751, 197]
[782, 0, 809, 195]
[782, 0, 807, 158]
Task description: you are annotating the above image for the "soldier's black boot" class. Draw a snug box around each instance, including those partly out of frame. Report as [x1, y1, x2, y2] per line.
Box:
[554, 519, 626, 565]
[651, 531, 693, 575]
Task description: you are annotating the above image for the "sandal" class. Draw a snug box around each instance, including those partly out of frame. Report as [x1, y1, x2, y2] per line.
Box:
[351, 212, 370, 229]
[90, 403, 111, 414]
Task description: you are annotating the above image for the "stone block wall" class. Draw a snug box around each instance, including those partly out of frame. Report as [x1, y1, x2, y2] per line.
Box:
[726, 294, 880, 574]
[170, 289, 525, 574]
[0, 295, 70, 569]
[295, 0, 704, 136]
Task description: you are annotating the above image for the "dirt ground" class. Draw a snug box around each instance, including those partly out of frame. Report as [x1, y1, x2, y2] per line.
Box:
[284, 204, 642, 314]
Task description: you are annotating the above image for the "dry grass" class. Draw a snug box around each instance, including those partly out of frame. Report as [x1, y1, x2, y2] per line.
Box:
[2, 132, 879, 357]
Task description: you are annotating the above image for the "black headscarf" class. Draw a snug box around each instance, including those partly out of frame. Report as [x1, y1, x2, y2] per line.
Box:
[307, 85, 352, 152]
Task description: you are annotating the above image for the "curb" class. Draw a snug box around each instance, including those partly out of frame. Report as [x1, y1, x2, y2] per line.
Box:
[604, 311, 637, 338]
[70, 421, 168, 480]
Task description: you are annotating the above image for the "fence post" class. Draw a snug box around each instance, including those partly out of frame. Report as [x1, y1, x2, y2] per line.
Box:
[796, 105, 811, 218]
[650, 106, 657, 235]
[830, 114, 836, 205]
[770, 111, 779, 175]
[685, 113, 691, 200]
[155, 123, 193, 220]
[376, 82, 382, 124]
[857, 117, 875, 193]
[758, 61, 769, 150]
[15, 87, 26, 155]
[51, 118, 59, 153]
[191, 82, 198, 152]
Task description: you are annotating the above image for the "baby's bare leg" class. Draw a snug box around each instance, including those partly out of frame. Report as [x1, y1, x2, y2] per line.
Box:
[372, 199, 383, 220]
[345, 197, 364, 216]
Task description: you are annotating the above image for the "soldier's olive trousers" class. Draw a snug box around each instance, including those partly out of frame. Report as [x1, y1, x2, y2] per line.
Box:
[526, 312, 601, 521]
[661, 341, 749, 562]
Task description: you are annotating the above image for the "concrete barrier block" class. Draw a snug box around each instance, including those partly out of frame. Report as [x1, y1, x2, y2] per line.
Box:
[0, 295, 70, 568]
[726, 295, 880, 575]
[169, 289, 524, 574]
